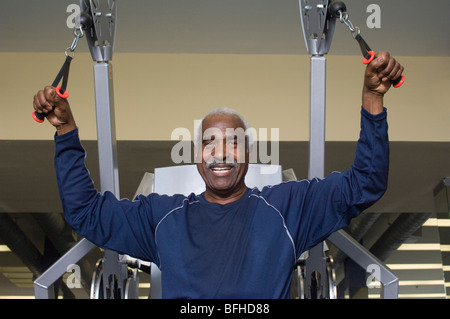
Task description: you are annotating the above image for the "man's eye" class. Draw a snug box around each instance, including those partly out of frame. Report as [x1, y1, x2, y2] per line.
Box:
[203, 139, 216, 148]
[226, 140, 237, 148]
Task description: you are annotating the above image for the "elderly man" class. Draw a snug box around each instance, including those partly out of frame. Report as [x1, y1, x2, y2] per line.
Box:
[33, 52, 403, 299]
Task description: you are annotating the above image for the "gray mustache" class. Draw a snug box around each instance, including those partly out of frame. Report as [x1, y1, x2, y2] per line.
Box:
[206, 161, 238, 169]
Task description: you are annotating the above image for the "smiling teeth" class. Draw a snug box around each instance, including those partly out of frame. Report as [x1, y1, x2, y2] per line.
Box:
[211, 167, 231, 171]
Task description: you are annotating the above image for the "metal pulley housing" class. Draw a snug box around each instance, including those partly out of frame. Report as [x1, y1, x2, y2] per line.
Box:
[299, 0, 336, 55]
[80, 0, 117, 62]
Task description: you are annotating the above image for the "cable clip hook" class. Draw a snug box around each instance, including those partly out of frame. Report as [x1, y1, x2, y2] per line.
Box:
[337, 10, 360, 38]
[65, 26, 85, 58]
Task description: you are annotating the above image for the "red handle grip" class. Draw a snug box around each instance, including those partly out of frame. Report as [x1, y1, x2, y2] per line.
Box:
[392, 75, 405, 88]
[55, 86, 69, 99]
[32, 111, 45, 123]
[362, 50, 375, 65]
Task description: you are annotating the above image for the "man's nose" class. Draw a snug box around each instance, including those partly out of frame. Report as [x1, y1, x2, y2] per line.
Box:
[211, 141, 225, 159]
[211, 141, 233, 162]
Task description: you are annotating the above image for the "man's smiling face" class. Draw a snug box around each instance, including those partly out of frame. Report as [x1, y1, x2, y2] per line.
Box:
[196, 113, 249, 204]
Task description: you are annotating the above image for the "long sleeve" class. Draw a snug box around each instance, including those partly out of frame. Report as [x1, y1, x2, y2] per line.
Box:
[54, 128, 158, 262]
[342, 106, 390, 211]
[263, 106, 389, 256]
[303, 106, 389, 250]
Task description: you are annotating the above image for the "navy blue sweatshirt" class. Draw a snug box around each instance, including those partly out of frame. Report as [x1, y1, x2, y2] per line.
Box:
[54, 107, 389, 298]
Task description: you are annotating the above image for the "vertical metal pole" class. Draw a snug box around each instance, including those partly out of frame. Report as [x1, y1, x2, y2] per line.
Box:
[93, 62, 127, 298]
[80, 0, 132, 299]
[304, 55, 327, 298]
[308, 56, 326, 180]
[299, 0, 334, 181]
[93, 62, 120, 196]
[299, 0, 333, 298]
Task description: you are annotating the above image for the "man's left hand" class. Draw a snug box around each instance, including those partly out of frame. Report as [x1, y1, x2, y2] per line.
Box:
[364, 51, 404, 96]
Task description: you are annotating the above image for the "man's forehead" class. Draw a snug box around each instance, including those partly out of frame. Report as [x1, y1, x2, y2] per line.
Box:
[202, 113, 245, 130]
[202, 128, 246, 140]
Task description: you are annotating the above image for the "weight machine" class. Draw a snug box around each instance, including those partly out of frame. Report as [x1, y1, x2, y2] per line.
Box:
[295, 0, 399, 299]
[34, 0, 139, 299]
[34, 0, 399, 299]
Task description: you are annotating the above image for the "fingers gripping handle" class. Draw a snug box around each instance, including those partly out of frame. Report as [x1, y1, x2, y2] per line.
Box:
[356, 35, 405, 88]
[32, 87, 69, 123]
[362, 51, 405, 88]
[33, 56, 72, 123]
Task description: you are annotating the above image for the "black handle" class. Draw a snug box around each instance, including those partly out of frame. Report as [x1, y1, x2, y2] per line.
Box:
[33, 56, 72, 123]
[32, 110, 46, 123]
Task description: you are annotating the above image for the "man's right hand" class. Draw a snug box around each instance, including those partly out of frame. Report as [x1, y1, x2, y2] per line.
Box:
[33, 86, 76, 135]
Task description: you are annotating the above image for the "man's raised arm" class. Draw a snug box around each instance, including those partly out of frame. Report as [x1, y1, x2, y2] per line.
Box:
[32, 86, 158, 262]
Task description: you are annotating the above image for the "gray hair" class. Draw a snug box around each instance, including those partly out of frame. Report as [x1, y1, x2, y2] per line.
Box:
[193, 107, 255, 153]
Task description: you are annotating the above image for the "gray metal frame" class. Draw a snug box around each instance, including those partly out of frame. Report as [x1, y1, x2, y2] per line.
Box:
[308, 55, 326, 180]
[34, 239, 96, 299]
[83, 0, 117, 63]
[299, 0, 336, 56]
[299, 0, 398, 299]
[93, 60, 131, 299]
[87, 0, 136, 299]
[300, 0, 332, 299]
[93, 62, 119, 195]
[34, 0, 127, 299]
[328, 230, 399, 299]
[35, 0, 398, 299]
